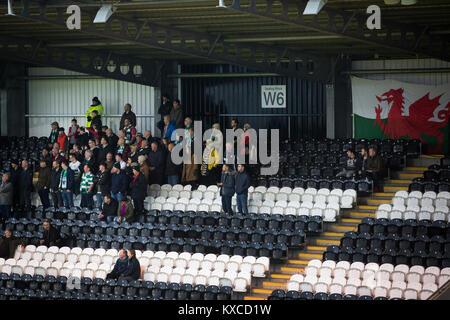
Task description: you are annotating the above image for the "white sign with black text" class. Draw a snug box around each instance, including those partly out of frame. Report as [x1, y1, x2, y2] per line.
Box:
[261, 85, 286, 109]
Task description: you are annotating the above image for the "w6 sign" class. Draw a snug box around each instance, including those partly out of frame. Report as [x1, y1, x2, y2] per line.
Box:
[261, 85, 286, 109]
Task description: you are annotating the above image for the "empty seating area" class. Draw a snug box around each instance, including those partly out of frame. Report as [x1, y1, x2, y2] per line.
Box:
[0, 245, 269, 297]
[409, 161, 450, 193]
[147, 184, 356, 223]
[270, 259, 449, 300]
[376, 191, 450, 222]
[0, 136, 46, 174]
[322, 218, 450, 269]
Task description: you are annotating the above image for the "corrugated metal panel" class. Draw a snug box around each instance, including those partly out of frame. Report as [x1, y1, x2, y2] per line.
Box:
[28, 67, 157, 138]
[352, 59, 450, 85]
[180, 65, 326, 140]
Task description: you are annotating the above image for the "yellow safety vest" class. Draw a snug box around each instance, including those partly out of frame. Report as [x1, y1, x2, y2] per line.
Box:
[86, 104, 104, 127]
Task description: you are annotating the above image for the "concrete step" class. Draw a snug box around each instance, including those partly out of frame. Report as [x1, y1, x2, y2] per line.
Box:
[398, 173, 423, 178]
[252, 288, 273, 295]
[384, 186, 409, 191]
[350, 211, 375, 218]
[332, 225, 358, 232]
[373, 192, 395, 197]
[356, 205, 378, 210]
[280, 267, 304, 273]
[298, 252, 323, 259]
[270, 274, 291, 280]
[366, 199, 392, 205]
[244, 296, 266, 300]
[406, 167, 428, 171]
[314, 238, 341, 245]
[341, 218, 362, 224]
[262, 281, 286, 289]
[288, 260, 311, 266]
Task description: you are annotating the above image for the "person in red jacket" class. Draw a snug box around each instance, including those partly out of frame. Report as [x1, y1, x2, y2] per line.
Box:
[57, 128, 69, 155]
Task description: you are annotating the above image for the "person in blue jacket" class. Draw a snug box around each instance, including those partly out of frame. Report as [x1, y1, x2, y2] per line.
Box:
[162, 115, 176, 141]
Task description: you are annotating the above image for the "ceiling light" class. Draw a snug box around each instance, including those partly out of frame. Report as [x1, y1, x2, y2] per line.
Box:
[303, 0, 328, 15]
[94, 4, 117, 23]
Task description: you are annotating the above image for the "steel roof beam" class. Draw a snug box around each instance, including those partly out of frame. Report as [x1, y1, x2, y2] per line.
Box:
[0, 34, 162, 86]
[7, 0, 331, 82]
[227, 0, 450, 62]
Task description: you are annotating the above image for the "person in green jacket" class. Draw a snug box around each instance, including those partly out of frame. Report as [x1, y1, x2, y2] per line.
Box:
[86, 97, 104, 128]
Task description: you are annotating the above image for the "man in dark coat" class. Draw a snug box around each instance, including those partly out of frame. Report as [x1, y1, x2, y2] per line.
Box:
[165, 143, 181, 186]
[105, 128, 118, 154]
[93, 163, 111, 208]
[0, 173, 13, 221]
[235, 164, 251, 214]
[0, 229, 24, 259]
[40, 221, 61, 247]
[129, 164, 147, 215]
[9, 160, 21, 209]
[106, 249, 129, 279]
[98, 193, 118, 223]
[50, 160, 63, 208]
[119, 249, 141, 281]
[97, 136, 113, 163]
[169, 99, 184, 129]
[119, 103, 137, 130]
[35, 160, 51, 209]
[218, 164, 235, 214]
[157, 94, 171, 135]
[110, 163, 129, 204]
[148, 141, 164, 185]
[19, 160, 33, 210]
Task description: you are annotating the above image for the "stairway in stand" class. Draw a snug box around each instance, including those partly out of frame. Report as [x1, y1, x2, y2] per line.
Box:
[243, 155, 441, 300]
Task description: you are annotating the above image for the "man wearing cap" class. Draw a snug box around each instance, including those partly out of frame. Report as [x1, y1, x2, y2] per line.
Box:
[119, 103, 137, 130]
[48, 122, 59, 148]
[129, 163, 146, 217]
[86, 97, 104, 128]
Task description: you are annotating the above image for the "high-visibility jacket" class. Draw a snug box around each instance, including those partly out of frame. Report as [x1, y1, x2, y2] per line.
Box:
[86, 104, 104, 127]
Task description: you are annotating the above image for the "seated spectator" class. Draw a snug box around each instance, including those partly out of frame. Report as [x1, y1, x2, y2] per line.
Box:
[118, 249, 141, 281]
[71, 144, 83, 162]
[138, 155, 149, 184]
[111, 163, 128, 203]
[98, 193, 118, 223]
[136, 133, 144, 148]
[116, 138, 130, 162]
[0, 173, 13, 221]
[336, 149, 359, 178]
[106, 249, 129, 280]
[49, 121, 59, 147]
[105, 152, 114, 171]
[88, 139, 100, 167]
[59, 160, 75, 208]
[115, 198, 134, 223]
[129, 144, 139, 163]
[57, 127, 69, 154]
[0, 228, 24, 259]
[80, 165, 95, 209]
[148, 141, 164, 185]
[36, 159, 51, 209]
[40, 220, 61, 247]
[68, 118, 79, 149]
[115, 153, 127, 171]
[165, 143, 181, 186]
[138, 139, 150, 157]
[367, 146, 384, 192]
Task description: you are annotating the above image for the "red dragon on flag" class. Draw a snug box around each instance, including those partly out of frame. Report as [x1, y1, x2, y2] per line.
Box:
[373, 88, 450, 153]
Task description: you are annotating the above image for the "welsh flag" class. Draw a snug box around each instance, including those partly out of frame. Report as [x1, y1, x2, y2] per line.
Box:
[352, 76, 450, 154]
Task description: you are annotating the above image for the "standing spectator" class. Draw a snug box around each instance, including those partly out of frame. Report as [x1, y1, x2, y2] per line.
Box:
[110, 163, 128, 203]
[68, 119, 79, 150]
[86, 96, 104, 128]
[115, 198, 134, 224]
[165, 143, 181, 186]
[71, 144, 83, 162]
[0, 173, 13, 221]
[35, 160, 51, 209]
[235, 164, 251, 214]
[136, 133, 144, 149]
[40, 221, 61, 247]
[80, 165, 95, 209]
[105, 152, 115, 171]
[105, 128, 118, 152]
[218, 164, 235, 214]
[157, 94, 171, 135]
[57, 127, 69, 154]
[0, 229, 24, 259]
[123, 119, 137, 145]
[48, 121, 59, 147]
[90, 110, 102, 132]
[181, 127, 200, 187]
[358, 147, 369, 176]
[98, 193, 118, 223]
[148, 141, 164, 185]
[336, 149, 359, 178]
[88, 139, 100, 166]
[120, 103, 137, 130]
[170, 99, 184, 129]
[93, 163, 111, 208]
[41, 148, 52, 168]
[231, 119, 239, 132]
[138, 155, 149, 184]
[118, 249, 141, 281]
[106, 249, 128, 280]
[50, 161, 63, 208]
[59, 160, 74, 208]
[69, 153, 81, 197]
[116, 138, 130, 162]
[97, 136, 112, 163]
[143, 130, 156, 144]
[51, 148, 64, 164]
[76, 127, 90, 150]
[184, 117, 192, 140]
[129, 163, 146, 216]
[162, 115, 176, 141]
[115, 154, 127, 171]
[9, 160, 21, 209]
[367, 147, 384, 192]
[19, 160, 33, 211]
[224, 142, 236, 172]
